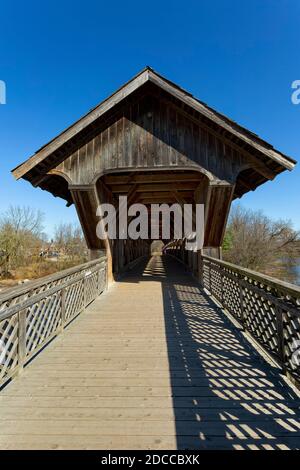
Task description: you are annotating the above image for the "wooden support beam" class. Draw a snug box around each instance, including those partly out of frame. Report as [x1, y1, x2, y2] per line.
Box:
[110, 182, 199, 193]
[137, 191, 193, 199]
[103, 172, 203, 185]
[203, 183, 235, 247]
[95, 180, 115, 284]
[70, 186, 104, 251]
[138, 198, 178, 205]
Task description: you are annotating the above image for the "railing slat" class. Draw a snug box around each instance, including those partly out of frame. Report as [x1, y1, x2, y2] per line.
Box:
[61, 287, 66, 331]
[17, 308, 27, 372]
[275, 306, 286, 371]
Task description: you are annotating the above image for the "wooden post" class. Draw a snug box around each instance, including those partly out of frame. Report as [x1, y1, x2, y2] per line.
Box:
[203, 183, 234, 249]
[276, 307, 286, 372]
[239, 279, 245, 328]
[198, 253, 204, 286]
[95, 180, 114, 284]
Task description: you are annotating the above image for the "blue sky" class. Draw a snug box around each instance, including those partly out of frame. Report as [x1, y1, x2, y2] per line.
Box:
[0, 0, 299, 236]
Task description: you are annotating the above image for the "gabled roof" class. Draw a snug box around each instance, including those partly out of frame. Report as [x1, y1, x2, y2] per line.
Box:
[12, 66, 296, 186]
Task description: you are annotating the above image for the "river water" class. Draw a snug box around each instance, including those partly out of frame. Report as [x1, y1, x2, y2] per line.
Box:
[280, 257, 300, 286]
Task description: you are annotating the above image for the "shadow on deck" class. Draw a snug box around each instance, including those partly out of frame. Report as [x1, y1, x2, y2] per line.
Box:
[0, 255, 299, 450]
[124, 255, 300, 450]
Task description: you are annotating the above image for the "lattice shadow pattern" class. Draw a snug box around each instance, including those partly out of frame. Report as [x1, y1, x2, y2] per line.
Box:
[203, 257, 300, 384]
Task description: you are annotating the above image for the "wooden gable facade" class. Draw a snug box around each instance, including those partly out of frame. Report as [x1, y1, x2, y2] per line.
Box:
[12, 67, 296, 279]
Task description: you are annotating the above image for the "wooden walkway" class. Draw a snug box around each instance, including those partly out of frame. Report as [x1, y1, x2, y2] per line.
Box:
[0, 255, 300, 450]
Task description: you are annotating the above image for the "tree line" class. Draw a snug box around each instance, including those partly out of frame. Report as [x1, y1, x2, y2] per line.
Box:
[0, 205, 87, 278]
[223, 205, 300, 274]
[0, 204, 299, 282]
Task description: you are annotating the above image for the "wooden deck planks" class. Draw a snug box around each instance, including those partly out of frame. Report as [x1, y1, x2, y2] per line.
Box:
[0, 255, 300, 450]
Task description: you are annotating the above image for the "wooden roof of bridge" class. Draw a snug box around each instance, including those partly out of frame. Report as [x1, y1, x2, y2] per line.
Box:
[11, 67, 296, 202]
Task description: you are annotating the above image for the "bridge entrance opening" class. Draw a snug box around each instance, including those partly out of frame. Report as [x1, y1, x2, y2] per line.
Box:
[96, 168, 212, 279]
[151, 240, 164, 255]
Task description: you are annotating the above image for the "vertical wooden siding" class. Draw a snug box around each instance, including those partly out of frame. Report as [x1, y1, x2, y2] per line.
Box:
[55, 93, 245, 185]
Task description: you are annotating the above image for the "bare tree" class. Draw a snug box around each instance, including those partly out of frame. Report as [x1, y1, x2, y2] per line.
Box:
[53, 222, 87, 260]
[223, 205, 299, 271]
[0, 206, 45, 273]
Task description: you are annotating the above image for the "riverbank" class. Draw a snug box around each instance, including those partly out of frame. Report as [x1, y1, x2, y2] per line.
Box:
[0, 255, 88, 293]
[265, 257, 300, 286]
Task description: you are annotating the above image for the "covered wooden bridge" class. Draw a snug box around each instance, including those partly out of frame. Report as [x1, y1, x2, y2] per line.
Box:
[0, 68, 299, 449]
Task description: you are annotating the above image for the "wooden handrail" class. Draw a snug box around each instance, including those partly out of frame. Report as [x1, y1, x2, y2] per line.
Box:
[0, 263, 103, 322]
[165, 245, 300, 386]
[202, 255, 300, 298]
[0, 254, 106, 304]
[0, 256, 107, 389]
[201, 255, 300, 386]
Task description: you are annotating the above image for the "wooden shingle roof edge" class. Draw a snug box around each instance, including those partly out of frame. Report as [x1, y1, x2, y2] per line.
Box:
[11, 66, 296, 181]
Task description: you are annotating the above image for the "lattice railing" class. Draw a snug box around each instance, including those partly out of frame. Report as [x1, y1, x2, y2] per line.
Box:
[202, 255, 300, 385]
[0, 256, 107, 388]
